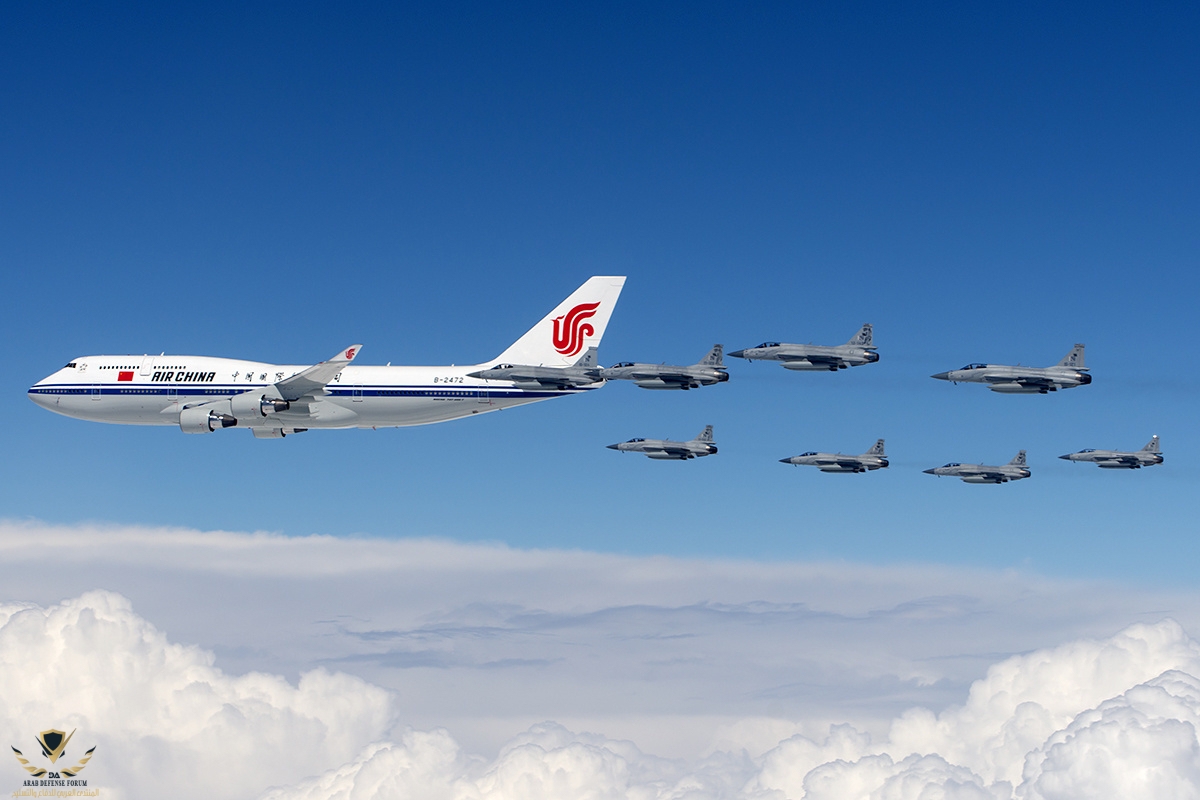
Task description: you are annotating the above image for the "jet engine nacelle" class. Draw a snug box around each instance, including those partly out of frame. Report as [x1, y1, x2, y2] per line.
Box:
[230, 392, 291, 418]
[782, 361, 838, 371]
[179, 405, 237, 434]
[988, 383, 1045, 394]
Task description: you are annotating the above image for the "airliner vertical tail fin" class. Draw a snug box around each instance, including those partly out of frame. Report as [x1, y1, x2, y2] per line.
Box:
[489, 277, 626, 366]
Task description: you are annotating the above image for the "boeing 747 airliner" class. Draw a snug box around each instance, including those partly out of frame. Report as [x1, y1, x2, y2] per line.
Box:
[29, 277, 626, 438]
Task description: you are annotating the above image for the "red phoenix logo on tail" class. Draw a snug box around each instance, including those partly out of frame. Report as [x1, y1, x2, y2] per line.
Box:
[552, 302, 600, 357]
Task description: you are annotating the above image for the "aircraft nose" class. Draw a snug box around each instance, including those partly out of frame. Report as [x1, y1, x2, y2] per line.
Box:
[606, 443, 620, 450]
[922, 468, 937, 474]
[28, 386, 55, 409]
[930, 372, 951, 381]
[1058, 454, 1071, 460]
[778, 457, 791, 463]
[728, 350, 746, 359]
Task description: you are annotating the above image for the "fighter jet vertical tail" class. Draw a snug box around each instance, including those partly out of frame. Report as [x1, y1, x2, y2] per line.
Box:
[573, 347, 599, 369]
[1057, 344, 1086, 369]
[1009, 450, 1027, 466]
[865, 439, 885, 456]
[1142, 435, 1161, 453]
[697, 344, 724, 368]
[489, 276, 626, 367]
[693, 425, 714, 443]
[846, 324, 873, 347]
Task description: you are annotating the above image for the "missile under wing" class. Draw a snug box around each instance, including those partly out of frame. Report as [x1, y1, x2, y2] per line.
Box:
[729, 324, 878, 371]
[931, 344, 1091, 393]
[924, 451, 1031, 484]
[1060, 436, 1163, 469]
[606, 425, 717, 460]
[780, 439, 888, 472]
[599, 345, 729, 389]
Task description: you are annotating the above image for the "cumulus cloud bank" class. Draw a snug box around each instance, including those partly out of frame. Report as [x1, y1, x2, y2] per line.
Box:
[0, 591, 394, 800]
[3, 522, 1200, 798]
[266, 620, 1200, 800]
[3, 591, 1199, 799]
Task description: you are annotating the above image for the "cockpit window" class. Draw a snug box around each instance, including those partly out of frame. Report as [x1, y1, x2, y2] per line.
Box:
[960, 363, 988, 370]
[1079, 449, 1096, 453]
[944, 463, 961, 468]
[491, 364, 514, 370]
[798, 452, 817, 457]
[626, 438, 645, 443]
[64, 362, 77, 369]
[610, 362, 635, 368]
[756, 342, 781, 349]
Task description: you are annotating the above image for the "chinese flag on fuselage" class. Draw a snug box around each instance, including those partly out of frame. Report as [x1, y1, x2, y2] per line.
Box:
[118, 371, 134, 382]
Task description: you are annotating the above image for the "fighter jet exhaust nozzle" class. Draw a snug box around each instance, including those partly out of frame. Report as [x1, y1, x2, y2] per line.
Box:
[1078, 373, 1092, 385]
[866, 352, 880, 363]
[879, 459, 889, 468]
[717, 372, 730, 382]
[706, 445, 718, 455]
[261, 397, 290, 415]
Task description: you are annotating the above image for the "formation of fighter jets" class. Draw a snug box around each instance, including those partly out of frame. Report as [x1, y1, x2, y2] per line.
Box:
[28, 275, 1162, 483]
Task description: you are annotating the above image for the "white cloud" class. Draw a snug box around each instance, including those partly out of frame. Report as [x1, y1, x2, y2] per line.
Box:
[4, 522, 1200, 798]
[0, 591, 394, 800]
[263, 621, 1200, 800]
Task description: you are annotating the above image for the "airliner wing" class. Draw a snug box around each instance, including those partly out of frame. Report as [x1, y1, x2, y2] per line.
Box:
[274, 345, 362, 401]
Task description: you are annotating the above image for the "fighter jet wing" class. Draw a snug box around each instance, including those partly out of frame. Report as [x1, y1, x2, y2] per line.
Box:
[834, 459, 863, 469]
[273, 345, 362, 401]
[647, 444, 690, 457]
[982, 375, 1054, 389]
[630, 369, 692, 383]
[782, 354, 844, 367]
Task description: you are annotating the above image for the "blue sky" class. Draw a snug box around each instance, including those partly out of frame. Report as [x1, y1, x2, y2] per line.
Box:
[3, 2, 1197, 581]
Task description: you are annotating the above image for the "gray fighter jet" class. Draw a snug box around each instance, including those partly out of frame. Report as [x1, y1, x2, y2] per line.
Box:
[1060, 436, 1163, 469]
[780, 439, 888, 472]
[924, 451, 1030, 483]
[931, 345, 1091, 393]
[467, 347, 601, 389]
[599, 345, 729, 390]
[728, 324, 878, 371]
[606, 425, 717, 460]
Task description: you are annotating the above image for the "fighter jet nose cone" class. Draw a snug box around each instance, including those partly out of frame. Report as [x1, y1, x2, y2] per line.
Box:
[779, 458, 791, 463]
[728, 350, 745, 359]
[605, 444, 620, 450]
[931, 372, 950, 381]
[923, 468, 936, 474]
[1058, 454, 1071, 460]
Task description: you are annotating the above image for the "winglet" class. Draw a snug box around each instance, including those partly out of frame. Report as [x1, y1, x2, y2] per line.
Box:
[273, 344, 363, 401]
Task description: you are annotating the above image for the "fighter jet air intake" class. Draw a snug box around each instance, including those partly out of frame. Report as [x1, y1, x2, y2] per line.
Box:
[607, 426, 718, 460]
[729, 324, 878, 371]
[1060, 436, 1163, 469]
[924, 451, 1031, 484]
[931, 344, 1091, 393]
[780, 439, 888, 473]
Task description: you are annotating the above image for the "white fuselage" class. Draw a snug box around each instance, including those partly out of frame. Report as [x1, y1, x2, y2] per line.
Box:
[29, 355, 595, 430]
